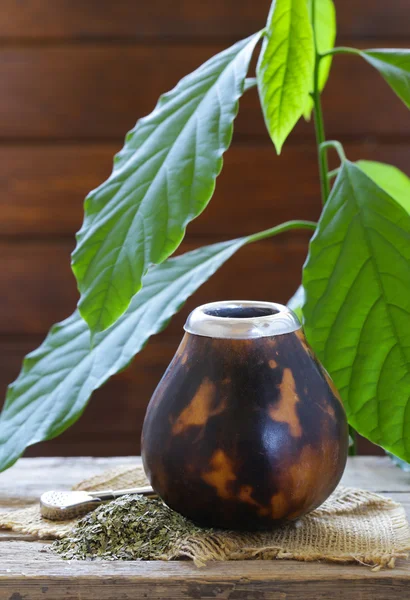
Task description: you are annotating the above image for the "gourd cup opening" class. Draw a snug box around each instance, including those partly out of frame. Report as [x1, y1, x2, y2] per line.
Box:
[203, 306, 279, 319]
[184, 300, 301, 340]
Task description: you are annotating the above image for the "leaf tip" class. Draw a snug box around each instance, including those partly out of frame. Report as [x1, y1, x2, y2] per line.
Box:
[273, 138, 283, 155]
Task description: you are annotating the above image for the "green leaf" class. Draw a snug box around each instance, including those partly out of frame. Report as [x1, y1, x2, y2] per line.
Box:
[71, 33, 261, 336]
[303, 161, 410, 461]
[361, 49, 410, 109]
[0, 219, 316, 472]
[0, 239, 246, 472]
[356, 160, 410, 214]
[244, 77, 257, 91]
[257, 0, 314, 153]
[287, 284, 305, 320]
[304, 0, 336, 120]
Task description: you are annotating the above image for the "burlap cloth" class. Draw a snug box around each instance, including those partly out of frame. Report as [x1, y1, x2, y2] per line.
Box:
[1, 464, 410, 570]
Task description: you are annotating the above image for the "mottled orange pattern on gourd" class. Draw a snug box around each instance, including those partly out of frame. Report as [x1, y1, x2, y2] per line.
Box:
[269, 368, 302, 438]
[172, 379, 226, 435]
[202, 449, 236, 499]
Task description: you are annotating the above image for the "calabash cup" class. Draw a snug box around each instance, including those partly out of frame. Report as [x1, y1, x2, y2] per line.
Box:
[142, 301, 349, 530]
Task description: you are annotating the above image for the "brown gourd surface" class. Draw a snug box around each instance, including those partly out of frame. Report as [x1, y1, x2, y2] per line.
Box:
[142, 329, 348, 528]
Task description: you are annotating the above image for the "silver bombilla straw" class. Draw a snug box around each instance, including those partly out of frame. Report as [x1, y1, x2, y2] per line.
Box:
[40, 485, 156, 521]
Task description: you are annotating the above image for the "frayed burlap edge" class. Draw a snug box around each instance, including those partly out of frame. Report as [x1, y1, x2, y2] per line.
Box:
[1, 464, 410, 570]
[163, 499, 410, 571]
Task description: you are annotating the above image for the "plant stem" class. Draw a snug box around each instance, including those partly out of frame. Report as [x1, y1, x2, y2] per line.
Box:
[327, 167, 340, 180]
[349, 425, 358, 456]
[311, 3, 358, 456]
[311, 0, 329, 205]
[320, 140, 346, 162]
[321, 46, 361, 58]
[246, 220, 317, 244]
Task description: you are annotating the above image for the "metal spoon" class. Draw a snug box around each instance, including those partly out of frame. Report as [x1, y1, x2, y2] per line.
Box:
[40, 485, 156, 521]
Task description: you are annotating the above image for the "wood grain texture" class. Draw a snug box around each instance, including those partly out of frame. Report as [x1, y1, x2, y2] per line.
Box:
[0, 457, 409, 600]
[1, 142, 409, 237]
[0, 456, 142, 505]
[0, 0, 408, 40]
[0, 236, 310, 334]
[0, 41, 408, 141]
[1, 546, 409, 600]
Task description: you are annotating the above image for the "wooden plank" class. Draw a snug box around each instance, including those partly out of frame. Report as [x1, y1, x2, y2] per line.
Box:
[341, 457, 410, 492]
[0, 546, 409, 600]
[0, 236, 309, 335]
[1, 141, 409, 238]
[0, 144, 113, 236]
[0, 42, 408, 140]
[335, 0, 410, 39]
[1, 456, 407, 503]
[0, 240, 78, 334]
[0, 458, 409, 599]
[357, 436, 385, 457]
[0, 545, 409, 600]
[0, 531, 36, 541]
[0, 457, 141, 504]
[0, 0, 272, 40]
[21, 434, 147, 460]
[0, 142, 321, 237]
[0, 0, 408, 40]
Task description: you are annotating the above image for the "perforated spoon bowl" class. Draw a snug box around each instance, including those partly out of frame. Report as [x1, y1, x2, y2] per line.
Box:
[40, 486, 156, 521]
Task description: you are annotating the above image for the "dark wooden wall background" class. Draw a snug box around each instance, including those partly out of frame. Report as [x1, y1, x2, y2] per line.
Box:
[0, 0, 408, 458]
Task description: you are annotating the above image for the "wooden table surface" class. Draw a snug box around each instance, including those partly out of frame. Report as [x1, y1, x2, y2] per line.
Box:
[0, 456, 409, 600]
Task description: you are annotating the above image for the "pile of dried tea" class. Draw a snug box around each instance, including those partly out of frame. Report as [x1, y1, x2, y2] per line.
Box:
[51, 494, 210, 561]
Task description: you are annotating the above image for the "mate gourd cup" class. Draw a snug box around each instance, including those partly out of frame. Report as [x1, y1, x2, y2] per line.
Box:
[142, 301, 348, 530]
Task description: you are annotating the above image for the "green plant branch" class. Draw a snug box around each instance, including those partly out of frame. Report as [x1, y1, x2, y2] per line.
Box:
[327, 167, 340, 180]
[321, 140, 346, 164]
[246, 220, 317, 244]
[349, 426, 358, 456]
[311, 0, 329, 205]
[321, 46, 361, 58]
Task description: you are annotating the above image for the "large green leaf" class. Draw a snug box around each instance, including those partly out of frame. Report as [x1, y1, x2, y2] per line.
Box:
[361, 50, 410, 109]
[71, 33, 261, 336]
[0, 220, 315, 472]
[287, 284, 305, 320]
[304, 0, 336, 119]
[257, 0, 314, 153]
[303, 161, 410, 460]
[357, 160, 410, 214]
[0, 240, 245, 472]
